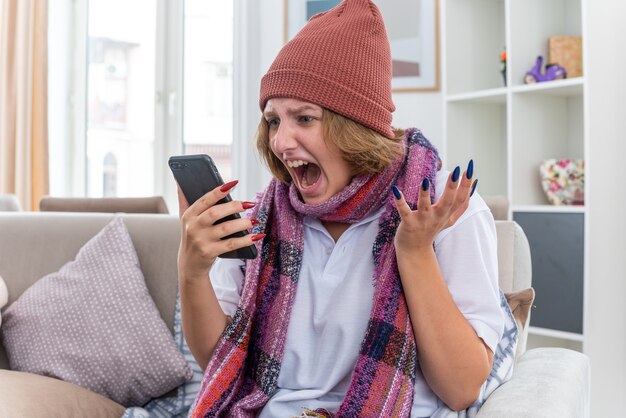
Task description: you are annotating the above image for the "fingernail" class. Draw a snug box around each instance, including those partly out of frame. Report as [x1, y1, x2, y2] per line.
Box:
[220, 180, 239, 193]
[251, 233, 266, 242]
[422, 178, 429, 191]
[392, 185, 401, 200]
[452, 166, 460, 182]
[242, 201, 256, 210]
[250, 219, 259, 225]
[466, 160, 474, 179]
[470, 179, 478, 197]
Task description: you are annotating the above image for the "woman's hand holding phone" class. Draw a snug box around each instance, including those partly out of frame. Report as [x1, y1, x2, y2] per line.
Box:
[176, 180, 264, 282]
[170, 154, 261, 367]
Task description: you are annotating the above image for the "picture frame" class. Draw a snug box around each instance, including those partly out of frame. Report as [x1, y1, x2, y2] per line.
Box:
[283, 0, 440, 92]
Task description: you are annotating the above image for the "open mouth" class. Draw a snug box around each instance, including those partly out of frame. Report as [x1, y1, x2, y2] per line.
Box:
[287, 160, 321, 189]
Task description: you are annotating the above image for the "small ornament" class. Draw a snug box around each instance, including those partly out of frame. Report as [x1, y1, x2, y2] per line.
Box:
[524, 55, 567, 84]
[500, 48, 507, 86]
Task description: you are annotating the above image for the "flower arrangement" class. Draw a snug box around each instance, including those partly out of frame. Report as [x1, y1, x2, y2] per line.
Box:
[539, 159, 584, 205]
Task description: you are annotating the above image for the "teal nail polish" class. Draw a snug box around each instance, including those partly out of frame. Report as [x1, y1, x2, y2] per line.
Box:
[452, 166, 460, 182]
[466, 159, 474, 179]
[392, 185, 401, 199]
[422, 178, 429, 191]
[470, 179, 478, 197]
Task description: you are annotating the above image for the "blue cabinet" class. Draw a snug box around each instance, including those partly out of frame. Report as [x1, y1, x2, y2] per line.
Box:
[513, 212, 584, 334]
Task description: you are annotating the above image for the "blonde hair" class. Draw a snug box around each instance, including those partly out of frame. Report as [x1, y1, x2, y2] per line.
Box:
[255, 108, 405, 183]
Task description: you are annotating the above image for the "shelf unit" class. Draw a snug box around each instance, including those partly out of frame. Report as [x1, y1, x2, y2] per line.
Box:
[441, 0, 586, 350]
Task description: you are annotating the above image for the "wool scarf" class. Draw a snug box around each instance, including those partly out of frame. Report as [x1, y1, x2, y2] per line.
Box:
[190, 128, 440, 417]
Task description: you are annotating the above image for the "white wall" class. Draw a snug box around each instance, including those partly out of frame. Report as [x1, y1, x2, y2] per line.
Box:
[583, 0, 626, 415]
[392, 92, 443, 158]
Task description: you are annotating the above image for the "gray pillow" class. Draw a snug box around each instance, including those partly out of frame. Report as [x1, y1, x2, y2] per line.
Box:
[0, 217, 192, 407]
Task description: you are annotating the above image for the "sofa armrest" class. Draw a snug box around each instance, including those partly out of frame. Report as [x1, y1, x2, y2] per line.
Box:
[476, 347, 590, 418]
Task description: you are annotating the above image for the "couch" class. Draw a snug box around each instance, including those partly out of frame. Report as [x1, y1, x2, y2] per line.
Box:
[39, 195, 170, 213]
[483, 195, 509, 221]
[0, 212, 590, 417]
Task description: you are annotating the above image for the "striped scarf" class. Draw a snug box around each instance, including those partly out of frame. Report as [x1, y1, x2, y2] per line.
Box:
[190, 128, 440, 417]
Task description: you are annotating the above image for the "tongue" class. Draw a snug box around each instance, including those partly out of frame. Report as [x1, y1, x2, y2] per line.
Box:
[304, 163, 321, 186]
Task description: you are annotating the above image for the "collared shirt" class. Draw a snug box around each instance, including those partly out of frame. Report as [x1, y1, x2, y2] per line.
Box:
[209, 170, 504, 417]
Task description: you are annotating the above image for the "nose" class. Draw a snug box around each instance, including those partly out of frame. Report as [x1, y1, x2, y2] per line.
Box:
[272, 122, 298, 154]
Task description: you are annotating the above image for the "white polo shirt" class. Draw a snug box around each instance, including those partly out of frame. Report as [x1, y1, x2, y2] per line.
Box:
[209, 170, 504, 417]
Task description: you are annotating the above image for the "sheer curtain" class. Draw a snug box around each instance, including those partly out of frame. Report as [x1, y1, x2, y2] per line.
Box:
[0, 0, 48, 210]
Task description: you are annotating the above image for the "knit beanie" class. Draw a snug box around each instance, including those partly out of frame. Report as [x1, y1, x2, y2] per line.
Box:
[259, 0, 396, 139]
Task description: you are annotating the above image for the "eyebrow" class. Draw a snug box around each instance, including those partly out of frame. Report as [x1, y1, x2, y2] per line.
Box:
[263, 105, 322, 118]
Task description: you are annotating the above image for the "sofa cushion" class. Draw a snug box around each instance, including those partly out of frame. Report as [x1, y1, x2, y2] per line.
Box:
[122, 293, 204, 417]
[0, 369, 125, 418]
[505, 287, 535, 359]
[0, 217, 192, 406]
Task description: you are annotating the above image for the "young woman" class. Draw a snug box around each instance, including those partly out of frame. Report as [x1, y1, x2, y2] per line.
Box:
[177, 1, 505, 416]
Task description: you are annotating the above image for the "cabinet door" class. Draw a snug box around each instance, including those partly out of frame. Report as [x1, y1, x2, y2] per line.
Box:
[513, 212, 584, 334]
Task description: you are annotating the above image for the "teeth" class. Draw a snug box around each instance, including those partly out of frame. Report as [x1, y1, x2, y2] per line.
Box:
[286, 160, 309, 168]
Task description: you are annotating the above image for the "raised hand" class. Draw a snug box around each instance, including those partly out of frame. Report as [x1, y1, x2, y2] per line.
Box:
[392, 160, 477, 255]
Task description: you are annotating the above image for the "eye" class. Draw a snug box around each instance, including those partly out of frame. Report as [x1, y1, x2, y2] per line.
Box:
[299, 115, 314, 123]
[266, 118, 279, 128]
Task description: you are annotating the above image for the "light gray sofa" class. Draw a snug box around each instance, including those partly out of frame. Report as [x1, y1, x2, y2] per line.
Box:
[0, 212, 589, 417]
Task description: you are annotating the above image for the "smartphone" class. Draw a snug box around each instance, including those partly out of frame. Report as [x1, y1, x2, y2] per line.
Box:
[168, 154, 258, 259]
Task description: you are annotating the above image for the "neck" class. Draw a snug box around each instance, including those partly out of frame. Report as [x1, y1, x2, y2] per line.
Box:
[322, 221, 350, 242]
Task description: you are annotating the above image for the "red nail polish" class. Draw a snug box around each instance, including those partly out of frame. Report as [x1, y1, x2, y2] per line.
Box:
[220, 180, 239, 193]
[242, 201, 256, 210]
[251, 233, 266, 242]
[250, 219, 259, 225]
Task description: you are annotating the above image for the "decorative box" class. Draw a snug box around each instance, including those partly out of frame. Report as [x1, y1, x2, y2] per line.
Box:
[549, 35, 583, 78]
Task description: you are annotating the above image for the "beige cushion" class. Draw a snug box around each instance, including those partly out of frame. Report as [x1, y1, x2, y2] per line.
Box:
[495, 221, 532, 293]
[0, 217, 192, 406]
[483, 195, 509, 220]
[504, 288, 536, 359]
[496, 221, 533, 359]
[39, 196, 169, 214]
[0, 369, 125, 418]
[0, 213, 181, 370]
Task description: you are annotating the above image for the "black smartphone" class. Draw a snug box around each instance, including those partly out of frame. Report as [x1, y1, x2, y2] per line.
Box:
[168, 154, 258, 259]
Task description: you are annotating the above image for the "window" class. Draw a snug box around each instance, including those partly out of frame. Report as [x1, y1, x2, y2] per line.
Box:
[102, 152, 118, 197]
[48, 0, 235, 202]
[183, 0, 234, 180]
[85, 0, 157, 198]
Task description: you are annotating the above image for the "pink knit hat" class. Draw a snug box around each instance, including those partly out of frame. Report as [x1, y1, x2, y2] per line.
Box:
[259, 0, 396, 139]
